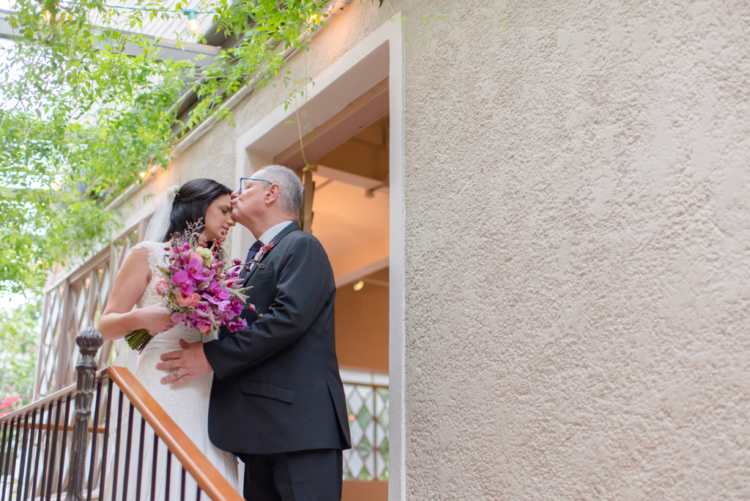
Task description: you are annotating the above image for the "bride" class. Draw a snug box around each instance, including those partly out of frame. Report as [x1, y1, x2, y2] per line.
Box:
[98, 179, 240, 498]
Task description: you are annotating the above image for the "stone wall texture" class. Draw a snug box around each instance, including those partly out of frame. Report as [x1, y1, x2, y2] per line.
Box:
[403, 0, 750, 499]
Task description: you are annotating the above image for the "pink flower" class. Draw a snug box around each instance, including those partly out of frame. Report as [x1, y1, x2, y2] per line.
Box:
[155, 279, 170, 297]
[208, 281, 230, 300]
[172, 270, 189, 286]
[227, 318, 248, 332]
[11, 394, 19, 403]
[1, 397, 11, 408]
[176, 291, 201, 308]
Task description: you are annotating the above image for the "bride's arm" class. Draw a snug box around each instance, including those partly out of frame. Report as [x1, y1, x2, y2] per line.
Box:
[99, 247, 175, 340]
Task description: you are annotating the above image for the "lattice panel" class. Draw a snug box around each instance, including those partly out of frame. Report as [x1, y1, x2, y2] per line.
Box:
[34, 223, 144, 398]
[342, 383, 389, 481]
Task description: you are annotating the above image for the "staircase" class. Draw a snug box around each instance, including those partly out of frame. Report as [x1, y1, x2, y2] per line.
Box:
[0, 328, 241, 501]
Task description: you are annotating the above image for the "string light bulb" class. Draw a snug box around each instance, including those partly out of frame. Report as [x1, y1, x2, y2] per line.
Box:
[185, 10, 201, 34]
[353, 280, 364, 291]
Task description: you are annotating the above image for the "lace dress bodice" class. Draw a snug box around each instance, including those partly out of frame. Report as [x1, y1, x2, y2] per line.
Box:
[134, 240, 166, 310]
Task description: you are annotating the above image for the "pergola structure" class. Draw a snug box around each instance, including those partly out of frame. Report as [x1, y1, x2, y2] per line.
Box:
[0, 1, 226, 67]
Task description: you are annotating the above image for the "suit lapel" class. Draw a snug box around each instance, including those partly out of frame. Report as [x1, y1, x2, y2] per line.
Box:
[242, 221, 300, 286]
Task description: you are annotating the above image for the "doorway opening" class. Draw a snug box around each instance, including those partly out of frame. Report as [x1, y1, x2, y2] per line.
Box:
[275, 93, 390, 501]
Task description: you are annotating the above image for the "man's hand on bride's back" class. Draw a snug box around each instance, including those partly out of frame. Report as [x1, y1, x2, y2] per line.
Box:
[140, 304, 176, 334]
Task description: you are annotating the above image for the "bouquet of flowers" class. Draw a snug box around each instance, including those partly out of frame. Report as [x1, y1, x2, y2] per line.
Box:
[125, 221, 254, 352]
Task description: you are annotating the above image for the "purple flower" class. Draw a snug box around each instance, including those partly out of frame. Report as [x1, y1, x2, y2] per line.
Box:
[172, 270, 189, 286]
[227, 318, 248, 332]
[208, 280, 230, 300]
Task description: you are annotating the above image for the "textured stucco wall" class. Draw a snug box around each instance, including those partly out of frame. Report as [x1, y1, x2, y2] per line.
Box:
[403, 0, 750, 499]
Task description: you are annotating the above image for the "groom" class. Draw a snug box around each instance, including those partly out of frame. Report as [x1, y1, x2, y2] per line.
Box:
[157, 165, 351, 500]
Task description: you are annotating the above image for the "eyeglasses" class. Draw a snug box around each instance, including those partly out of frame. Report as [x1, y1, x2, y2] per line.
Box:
[239, 177, 274, 193]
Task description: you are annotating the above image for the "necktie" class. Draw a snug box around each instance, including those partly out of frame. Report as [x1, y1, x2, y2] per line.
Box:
[240, 240, 263, 279]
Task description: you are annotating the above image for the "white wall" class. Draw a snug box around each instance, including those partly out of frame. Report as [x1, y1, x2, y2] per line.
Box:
[402, 0, 750, 499]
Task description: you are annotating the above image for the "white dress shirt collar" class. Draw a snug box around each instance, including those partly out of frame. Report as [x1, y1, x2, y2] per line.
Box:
[258, 220, 294, 245]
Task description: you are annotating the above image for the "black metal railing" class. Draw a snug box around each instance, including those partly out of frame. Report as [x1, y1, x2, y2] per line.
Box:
[0, 328, 241, 501]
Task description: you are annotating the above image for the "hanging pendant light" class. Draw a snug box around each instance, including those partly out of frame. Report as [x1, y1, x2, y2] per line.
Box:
[185, 9, 201, 34]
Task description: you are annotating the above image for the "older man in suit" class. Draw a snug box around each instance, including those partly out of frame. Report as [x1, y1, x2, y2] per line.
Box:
[158, 165, 351, 500]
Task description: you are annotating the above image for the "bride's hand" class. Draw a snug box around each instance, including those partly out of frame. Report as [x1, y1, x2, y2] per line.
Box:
[139, 304, 176, 335]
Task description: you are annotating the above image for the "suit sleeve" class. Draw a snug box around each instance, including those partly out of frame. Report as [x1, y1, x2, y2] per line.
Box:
[203, 236, 333, 380]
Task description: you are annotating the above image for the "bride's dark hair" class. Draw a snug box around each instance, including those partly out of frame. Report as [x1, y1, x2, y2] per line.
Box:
[162, 179, 233, 243]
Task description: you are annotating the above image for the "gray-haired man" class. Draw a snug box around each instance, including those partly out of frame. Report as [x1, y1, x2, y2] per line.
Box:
[158, 165, 351, 500]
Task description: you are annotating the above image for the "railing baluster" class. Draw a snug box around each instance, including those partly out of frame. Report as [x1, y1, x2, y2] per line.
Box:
[11, 416, 22, 498]
[21, 409, 35, 501]
[180, 466, 186, 501]
[2, 417, 18, 501]
[122, 402, 135, 501]
[149, 435, 158, 501]
[196, 485, 201, 501]
[110, 391, 124, 501]
[86, 380, 103, 501]
[0, 420, 10, 501]
[38, 403, 54, 500]
[98, 379, 113, 501]
[45, 399, 62, 501]
[10, 418, 20, 501]
[30, 404, 45, 500]
[15, 413, 30, 501]
[56, 395, 72, 501]
[164, 451, 171, 501]
[22, 408, 37, 501]
[135, 416, 146, 501]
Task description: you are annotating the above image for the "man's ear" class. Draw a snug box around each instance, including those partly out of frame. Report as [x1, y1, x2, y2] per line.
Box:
[265, 184, 281, 205]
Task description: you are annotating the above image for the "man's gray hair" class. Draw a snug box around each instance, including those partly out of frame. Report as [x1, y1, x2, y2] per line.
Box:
[258, 165, 304, 217]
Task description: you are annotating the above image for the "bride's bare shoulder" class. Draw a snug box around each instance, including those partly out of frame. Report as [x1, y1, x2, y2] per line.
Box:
[119, 245, 150, 271]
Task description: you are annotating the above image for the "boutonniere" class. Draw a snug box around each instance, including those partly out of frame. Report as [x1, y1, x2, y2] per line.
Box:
[252, 242, 275, 270]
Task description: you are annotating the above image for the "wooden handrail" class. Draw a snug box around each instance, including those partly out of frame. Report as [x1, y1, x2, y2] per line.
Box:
[105, 366, 243, 501]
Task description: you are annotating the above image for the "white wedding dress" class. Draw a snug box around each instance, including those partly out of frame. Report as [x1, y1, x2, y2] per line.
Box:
[103, 241, 240, 501]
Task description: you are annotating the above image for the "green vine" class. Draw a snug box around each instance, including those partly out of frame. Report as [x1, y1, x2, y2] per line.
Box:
[0, 0, 383, 295]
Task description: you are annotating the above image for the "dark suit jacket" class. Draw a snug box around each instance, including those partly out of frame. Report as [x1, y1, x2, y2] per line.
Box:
[203, 222, 351, 455]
